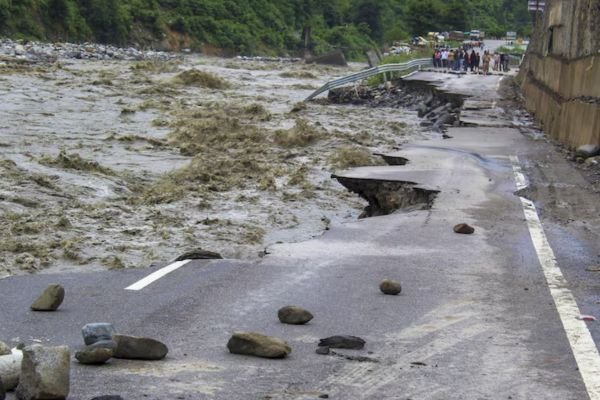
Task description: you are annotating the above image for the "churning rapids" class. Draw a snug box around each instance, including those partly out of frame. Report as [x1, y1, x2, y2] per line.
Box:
[0, 46, 437, 277]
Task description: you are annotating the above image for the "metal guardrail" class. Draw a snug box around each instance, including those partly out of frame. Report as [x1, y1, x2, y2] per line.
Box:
[305, 58, 433, 101]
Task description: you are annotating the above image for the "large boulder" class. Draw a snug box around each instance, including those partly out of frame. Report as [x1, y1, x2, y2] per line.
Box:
[0, 348, 23, 391]
[30, 284, 65, 311]
[75, 347, 113, 365]
[277, 306, 314, 325]
[0, 342, 10, 356]
[82, 323, 115, 346]
[16, 345, 70, 400]
[112, 335, 168, 360]
[227, 332, 291, 359]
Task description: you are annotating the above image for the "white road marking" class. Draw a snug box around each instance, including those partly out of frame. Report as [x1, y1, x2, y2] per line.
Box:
[511, 155, 600, 399]
[125, 260, 191, 291]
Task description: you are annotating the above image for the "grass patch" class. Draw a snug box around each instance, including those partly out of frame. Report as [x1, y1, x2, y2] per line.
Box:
[290, 102, 307, 113]
[39, 151, 115, 175]
[116, 135, 167, 147]
[329, 146, 383, 169]
[273, 119, 324, 147]
[280, 71, 317, 79]
[172, 70, 230, 89]
[130, 60, 181, 73]
[243, 103, 271, 121]
[102, 255, 125, 269]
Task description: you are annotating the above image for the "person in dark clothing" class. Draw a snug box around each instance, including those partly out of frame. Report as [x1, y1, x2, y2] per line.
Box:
[469, 50, 476, 73]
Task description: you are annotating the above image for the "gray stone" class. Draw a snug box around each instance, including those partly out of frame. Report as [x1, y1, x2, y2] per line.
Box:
[82, 323, 116, 345]
[576, 144, 600, 159]
[379, 279, 402, 295]
[278, 306, 314, 325]
[16, 345, 70, 400]
[0, 342, 10, 356]
[319, 335, 366, 350]
[315, 347, 330, 355]
[112, 335, 168, 360]
[453, 223, 475, 234]
[0, 376, 5, 400]
[0, 349, 23, 391]
[174, 249, 222, 262]
[227, 332, 291, 359]
[75, 347, 112, 365]
[14, 45, 25, 56]
[30, 284, 65, 311]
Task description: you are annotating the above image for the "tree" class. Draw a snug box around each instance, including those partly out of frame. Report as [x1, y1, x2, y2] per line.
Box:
[407, 0, 444, 36]
[443, 0, 469, 31]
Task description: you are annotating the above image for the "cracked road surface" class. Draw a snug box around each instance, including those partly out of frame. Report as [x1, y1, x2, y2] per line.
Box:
[2, 71, 600, 400]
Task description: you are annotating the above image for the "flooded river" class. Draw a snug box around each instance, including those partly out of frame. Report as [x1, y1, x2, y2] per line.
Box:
[0, 54, 428, 277]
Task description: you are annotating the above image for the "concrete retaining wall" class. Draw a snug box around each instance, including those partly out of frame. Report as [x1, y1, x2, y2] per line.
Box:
[518, 0, 600, 148]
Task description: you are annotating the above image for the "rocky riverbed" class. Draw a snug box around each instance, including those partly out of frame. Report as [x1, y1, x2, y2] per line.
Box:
[0, 41, 440, 278]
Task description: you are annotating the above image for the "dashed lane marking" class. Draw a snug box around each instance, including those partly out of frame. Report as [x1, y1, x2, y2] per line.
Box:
[125, 260, 191, 291]
[511, 155, 600, 400]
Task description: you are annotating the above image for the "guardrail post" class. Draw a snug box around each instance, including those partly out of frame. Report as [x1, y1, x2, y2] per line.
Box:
[383, 71, 388, 84]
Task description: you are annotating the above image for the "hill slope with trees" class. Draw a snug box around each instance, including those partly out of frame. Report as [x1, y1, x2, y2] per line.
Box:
[0, 0, 532, 57]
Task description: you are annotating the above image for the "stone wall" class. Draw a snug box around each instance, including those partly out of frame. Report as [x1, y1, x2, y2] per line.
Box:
[518, 0, 600, 148]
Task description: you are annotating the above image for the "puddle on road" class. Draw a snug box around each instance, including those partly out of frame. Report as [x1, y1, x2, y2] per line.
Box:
[0, 55, 432, 277]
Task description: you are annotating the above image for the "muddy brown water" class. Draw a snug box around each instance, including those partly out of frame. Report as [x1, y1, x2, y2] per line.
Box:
[0, 55, 431, 277]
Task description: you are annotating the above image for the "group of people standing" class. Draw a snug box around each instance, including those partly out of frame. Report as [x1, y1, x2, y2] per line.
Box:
[432, 48, 510, 75]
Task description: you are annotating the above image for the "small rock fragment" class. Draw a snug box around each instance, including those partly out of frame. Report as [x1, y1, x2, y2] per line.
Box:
[30, 284, 65, 311]
[277, 306, 314, 325]
[453, 223, 475, 234]
[75, 347, 113, 365]
[82, 323, 116, 346]
[227, 332, 291, 359]
[112, 335, 168, 360]
[319, 335, 366, 350]
[379, 279, 402, 295]
[16, 345, 70, 400]
[0, 341, 10, 356]
[315, 347, 330, 355]
[174, 249, 222, 261]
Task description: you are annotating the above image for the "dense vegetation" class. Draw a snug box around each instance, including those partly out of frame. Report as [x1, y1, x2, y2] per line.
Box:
[0, 0, 532, 57]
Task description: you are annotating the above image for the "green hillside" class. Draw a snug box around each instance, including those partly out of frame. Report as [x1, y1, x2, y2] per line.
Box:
[0, 0, 532, 57]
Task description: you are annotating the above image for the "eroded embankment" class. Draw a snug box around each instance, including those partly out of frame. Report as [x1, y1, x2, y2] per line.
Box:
[323, 78, 466, 218]
[332, 176, 439, 218]
[327, 79, 465, 133]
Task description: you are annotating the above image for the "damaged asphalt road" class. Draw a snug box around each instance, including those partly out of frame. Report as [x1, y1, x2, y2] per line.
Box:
[2, 71, 600, 399]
